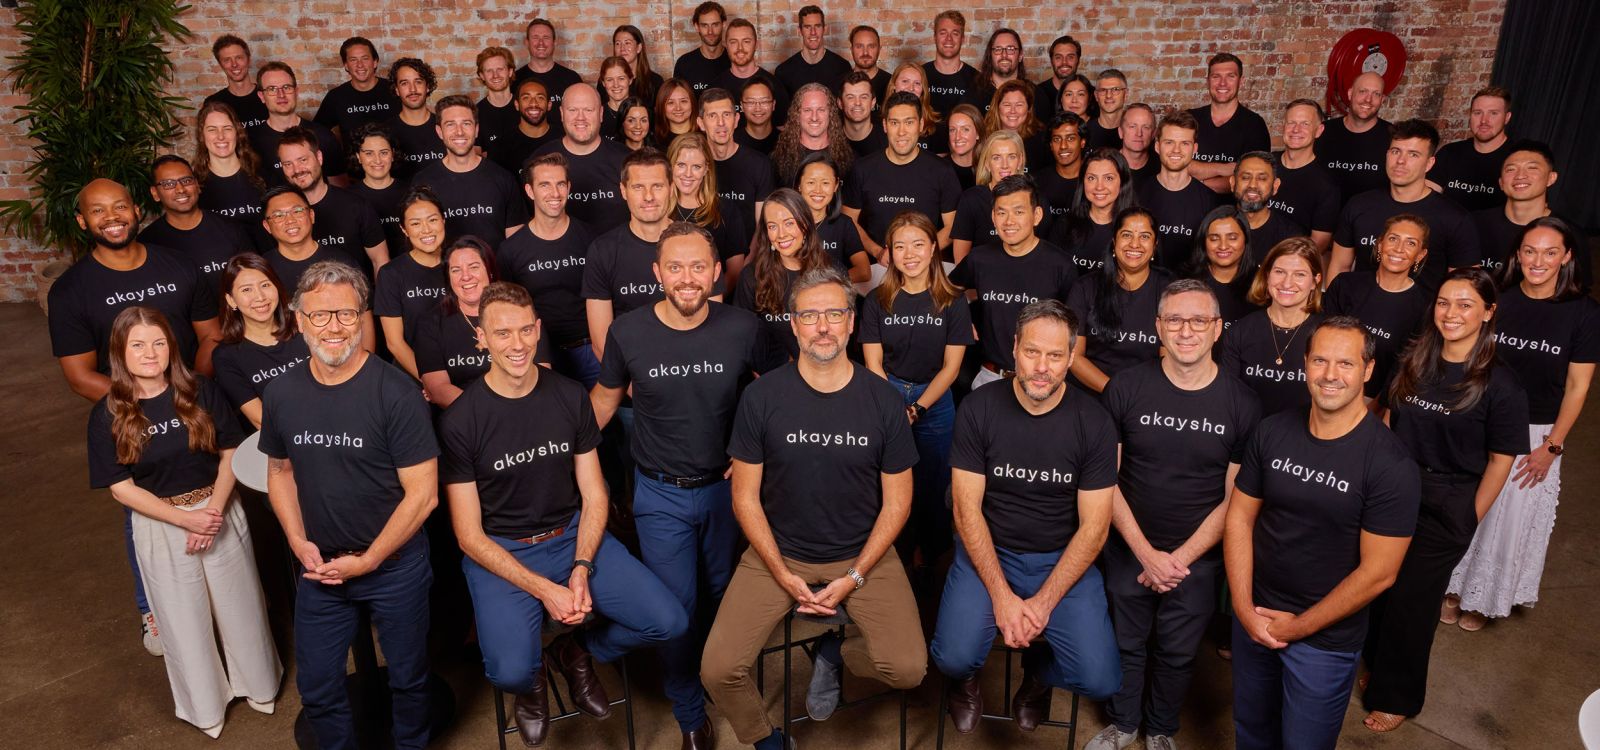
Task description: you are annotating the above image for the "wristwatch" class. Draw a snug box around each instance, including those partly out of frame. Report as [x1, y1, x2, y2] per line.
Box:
[1545, 435, 1564, 456]
[846, 567, 866, 590]
[573, 559, 596, 577]
[910, 403, 928, 420]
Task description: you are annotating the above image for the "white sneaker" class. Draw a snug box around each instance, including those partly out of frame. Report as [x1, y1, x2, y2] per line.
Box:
[247, 699, 276, 715]
[1146, 734, 1178, 750]
[141, 612, 164, 657]
[1085, 725, 1140, 749]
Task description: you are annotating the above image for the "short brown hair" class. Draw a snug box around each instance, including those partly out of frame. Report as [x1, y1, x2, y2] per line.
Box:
[478, 281, 536, 317]
[212, 35, 248, 62]
[1157, 110, 1200, 140]
[934, 10, 966, 30]
[1248, 237, 1323, 311]
[256, 60, 296, 87]
[1471, 85, 1512, 110]
[1207, 52, 1244, 77]
[435, 94, 477, 121]
[693, 1, 726, 23]
[477, 46, 515, 73]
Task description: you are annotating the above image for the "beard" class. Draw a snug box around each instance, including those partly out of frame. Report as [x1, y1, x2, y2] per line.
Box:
[1019, 374, 1064, 403]
[307, 327, 364, 368]
[1238, 195, 1268, 213]
[667, 285, 708, 317]
[90, 225, 135, 250]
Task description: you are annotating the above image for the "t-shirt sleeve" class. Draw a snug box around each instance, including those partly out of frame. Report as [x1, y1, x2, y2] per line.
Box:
[503, 172, 531, 229]
[1322, 276, 1349, 316]
[948, 396, 987, 475]
[1486, 371, 1532, 457]
[1230, 386, 1263, 464]
[47, 277, 96, 357]
[948, 256, 973, 288]
[842, 164, 864, 210]
[437, 407, 477, 484]
[85, 401, 129, 489]
[946, 297, 976, 345]
[951, 192, 980, 242]
[1361, 449, 1420, 537]
[358, 201, 384, 248]
[1065, 277, 1092, 322]
[185, 260, 219, 322]
[258, 385, 287, 459]
[374, 267, 403, 317]
[938, 162, 962, 214]
[211, 347, 255, 408]
[726, 386, 768, 464]
[413, 313, 445, 374]
[1245, 113, 1272, 154]
[596, 328, 629, 389]
[877, 383, 920, 473]
[1220, 324, 1242, 373]
[1442, 209, 1480, 269]
[384, 372, 441, 468]
[312, 95, 338, 129]
[201, 379, 247, 450]
[1234, 423, 1266, 498]
[1101, 371, 1130, 425]
[1573, 300, 1600, 363]
[1311, 180, 1340, 233]
[1077, 405, 1119, 490]
[840, 219, 865, 260]
[573, 385, 603, 453]
[1333, 200, 1359, 248]
[857, 294, 883, 344]
[579, 242, 613, 300]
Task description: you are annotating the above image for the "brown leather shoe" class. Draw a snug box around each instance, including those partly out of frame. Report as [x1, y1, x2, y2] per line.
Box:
[1012, 670, 1052, 732]
[548, 634, 611, 719]
[947, 675, 983, 734]
[512, 673, 550, 747]
[681, 719, 715, 750]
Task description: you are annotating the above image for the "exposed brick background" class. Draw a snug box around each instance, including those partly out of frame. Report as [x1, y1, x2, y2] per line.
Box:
[0, 0, 1504, 302]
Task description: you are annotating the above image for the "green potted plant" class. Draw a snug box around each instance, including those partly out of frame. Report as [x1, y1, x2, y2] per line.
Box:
[0, 0, 192, 312]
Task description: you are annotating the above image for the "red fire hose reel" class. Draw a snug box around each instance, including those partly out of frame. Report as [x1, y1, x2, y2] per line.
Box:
[1326, 28, 1408, 116]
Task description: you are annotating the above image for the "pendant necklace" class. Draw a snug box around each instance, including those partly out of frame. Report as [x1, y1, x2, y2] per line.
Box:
[1268, 311, 1305, 366]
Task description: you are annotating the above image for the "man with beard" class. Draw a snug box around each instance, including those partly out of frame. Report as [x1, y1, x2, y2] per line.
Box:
[1316, 71, 1391, 202]
[385, 57, 446, 179]
[701, 88, 776, 258]
[474, 46, 522, 154]
[702, 267, 925, 750]
[1232, 152, 1306, 253]
[843, 91, 962, 259]
[490, 78, 562, 174]
[513, 18, 582, 127]
[848, 25, 891, 102]
[591, 223, 776, 750]
[260, 260, 440, 750]
[248, 62, 345, 189]
[841, 71, 886, 157]
[966, 28, 1026, 118]
[1225, 318, 1417, 750]
[1119, 103, 1159, 187]
[533, 84, 629, 228]
[1272, 99, 1341, 254]
[711, 19, 789, 128]
[258, 186, 373, 332]
[932, 300, 1120, 735]
[201, 35, 267, 133]
[1034, 35, 1083, 122]
[776, 6, 852, 96]
[923, 10, 979, 118]
[1087, 69, 1127, 150]
[1137, 111, 1224, 271]
[277, 127, 389, 275]
[1428, 86, 1515, 212]
[138, 155, 255, 289]
[1185, 53, 1271, 193]
[314, 37, 400, 148]
[414, 95, 529, 250]
[674, 1, 731, 94]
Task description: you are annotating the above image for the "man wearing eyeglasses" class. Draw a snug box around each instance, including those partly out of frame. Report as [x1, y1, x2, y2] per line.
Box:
[1088, 279, 1261, 750]
[248, 61, 347, 189]
[139, 155, 257, 289]
[277, 126, 390, 276]
[702, 267, 926, 750]
[259, 259, 441, 750]
[259, 186, 375, 347]
[965, 29, 1026, 118]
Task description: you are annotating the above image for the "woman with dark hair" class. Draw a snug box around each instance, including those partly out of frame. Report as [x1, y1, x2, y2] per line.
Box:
[980, 79, 1053, 174]
[192, 101, 270, 248]
[733, 188, 835, 363]
[1047, 148, 1139, 274]
[950, 130, 1034, 264]
[616, 95, 654, 152]
[1186, 205, 1261, 327]
[211, 254, 310, 428]
[1446, 217, 1598, 631]
[416, 237, 514, 408]
[861, 211, 973, 569]
[1324, 214, 1434, 397]
[667, 132, 748, 268]
[88, 306, 280, 738]
[1066, 206, 1172, 393]
[795, 151, 870, 281]
[1360, 267, 1528, 733]
[598, 56, 636, 140]
[347, 122, 410, 253]
[1057, 73, 1099, 122]
[612, 24, 662, 103]
[653, 78, 697, 146]
[374, 186, 450, 379]
[1219, 237, 1325, 415]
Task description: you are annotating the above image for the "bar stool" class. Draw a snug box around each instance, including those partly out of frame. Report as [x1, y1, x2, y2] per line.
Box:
[754, 600, 909, 749]
[934, 640, 1081, 748]
[488, 618, 636, 750]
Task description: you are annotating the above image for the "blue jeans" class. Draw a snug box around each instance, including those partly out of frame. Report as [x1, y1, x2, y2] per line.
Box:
[632, 470, 740, 731]
[125, 507, 149, 614]
[1231, 619, 1360, 750]
[295, 534, 433, 750]
[551, 342, 601, 390]
[931, 543, 1121, 700]
[462, 517, 688, 695]
[886, 374, 955, 562]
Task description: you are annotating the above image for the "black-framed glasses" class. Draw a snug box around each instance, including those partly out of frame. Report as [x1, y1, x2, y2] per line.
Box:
[299, 308, 361, 327]
[155, 176, 197, 190]
[1157, 315, 1220, 331]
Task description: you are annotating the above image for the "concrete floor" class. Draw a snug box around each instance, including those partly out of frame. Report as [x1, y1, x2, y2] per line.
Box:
[2, 297, 1596, 750]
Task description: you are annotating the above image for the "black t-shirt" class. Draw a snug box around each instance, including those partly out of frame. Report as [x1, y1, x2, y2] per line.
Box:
[1137, 177, 1224, 271]
[950, 185, 1000, 246]
[1066, 269, 1171, 380]
[264, 245, 361, 294]
[202, 88, 269, 133]
[1220, 310, 1324, 416]
[727, 363, 919, 563]
[137, 212, 254, 291]
[715, 146, 777, 248]
[489, 124, 563, 175]
[1271, 154, 1342, 234]
[476, 96, 523, 154]
[734, 126, 779, 156]
[950, 380, 1118, 552]
[198, 171, 268, 241]
[675, 49, 731, 94]
[1385, 362, 1530, 476]
[88, 379, 245, 496]
[600, 302, 775, 476]
[584, 225, 681, 318]
[1186, 104, 1271, 165]
[922, 61, 979, 117]
[847, 124, 888, 158]
[439, 372, 601, 538]
[1036, 168, 1080, 225]
[413, 158, 530, 249]
[1248, 208, 1308, 256]
[671, 205, 749, 263]
[513, 64, 583, 126]
[1201, 274, 1260, 329]
[48, 245, 217, 371]
[248, 119, 347, 189]
[533, 139, 630, 229]
[1236, 410, 1419, 652]
[1322, 273, 1431, 396]
[211, 335, 312, 409]
[311, 185, 385, 274]
[374, 252, 448, 345]
[817, 213, 866, 271]
[1315, 118, 1391, 201]
[844, 150, 962, 247]
[1491, 286, 1600, 423]
[1046, 217, 1114, 276]
[711, 69, 789, 127]
[1104, 361, 1261, 550]
[259, 355, 440, 552]
[1473, 209, 1592, 290]
[497, 220, 594, 347]
[313, 80, 400, 143]
[1334, 189, 1478, 289]
[776, 50, 853, 96]
[864, 68, 891, 103]
[950, 240, 1079, 369]
[733, 265, 801, 364]
[858, 288, 974, 383]
[385, 114, 446, 180]
[350, 177, 411, 253]
[1127, 157, 1159, 190]
[1429, 138, 1512, 213]
[1085, 118, 1123, 151]
[414, 305, 488, 387]
[949, 159, 976, 191]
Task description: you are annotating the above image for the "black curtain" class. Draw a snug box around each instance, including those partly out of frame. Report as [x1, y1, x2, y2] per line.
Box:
[1491, 0, 1600, 229]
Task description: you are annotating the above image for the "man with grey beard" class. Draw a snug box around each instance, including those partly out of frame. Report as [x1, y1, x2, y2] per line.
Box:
[1232, 151, 1305, 253]
[259, 260, 441, 750]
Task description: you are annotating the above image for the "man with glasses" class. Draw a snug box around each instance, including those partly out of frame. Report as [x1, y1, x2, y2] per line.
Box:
[260, 260, 441, 750]
[734, 78, 780, 155]
[249, 62, 346, 189]
[1087, 70, 1128, 150]
[139, 155, 256, 289]
[967, 29, 1026, 117]
[259, 185, 375, 349]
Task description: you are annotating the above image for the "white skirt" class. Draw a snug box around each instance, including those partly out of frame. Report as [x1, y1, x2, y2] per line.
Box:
[1446, 423, 1562, 618]
[132, 494, 282, 731]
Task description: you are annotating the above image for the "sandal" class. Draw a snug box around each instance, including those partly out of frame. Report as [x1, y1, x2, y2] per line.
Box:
[1458, 611, 1488, 632]
[1439, 596, 1461, 625]
[1364, 711, 1406, 733]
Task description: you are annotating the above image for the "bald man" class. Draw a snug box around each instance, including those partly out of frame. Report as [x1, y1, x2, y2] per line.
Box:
[1316, 72, 1392, 201]
[532, 83, 629, 228]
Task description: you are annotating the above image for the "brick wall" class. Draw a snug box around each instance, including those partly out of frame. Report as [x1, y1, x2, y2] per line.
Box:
[0, 0, 1504, 302]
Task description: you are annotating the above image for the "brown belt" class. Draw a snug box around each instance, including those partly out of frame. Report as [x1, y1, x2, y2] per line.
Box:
[161, 485, 214, 508]
[980, 362, 1015, 378]
[514, 527, 567, 545]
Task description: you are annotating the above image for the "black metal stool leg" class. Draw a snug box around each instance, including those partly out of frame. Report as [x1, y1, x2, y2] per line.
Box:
[782, 613, 793, 746]
[621, 657, 636, 750]
[899, 686, 908, 750]
[493, 687, 508, 750]
[1066, 692, 1080, 749]
[936, 680, 948, 749]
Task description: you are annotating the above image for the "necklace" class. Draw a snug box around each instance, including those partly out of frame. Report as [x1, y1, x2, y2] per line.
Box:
[1268, 311, 1307, 366]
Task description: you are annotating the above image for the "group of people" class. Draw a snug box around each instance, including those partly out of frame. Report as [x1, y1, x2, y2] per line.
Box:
[49, 5, 1592, 750]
